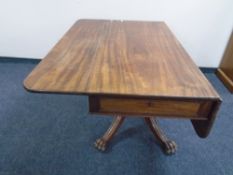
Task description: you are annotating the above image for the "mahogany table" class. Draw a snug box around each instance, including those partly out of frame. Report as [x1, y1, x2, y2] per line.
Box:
[24, 19, 221, 154]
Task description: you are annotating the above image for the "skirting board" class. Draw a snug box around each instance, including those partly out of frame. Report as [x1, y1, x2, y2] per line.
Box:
[0, 56, 41, 64]
[216, 68, 233, 93]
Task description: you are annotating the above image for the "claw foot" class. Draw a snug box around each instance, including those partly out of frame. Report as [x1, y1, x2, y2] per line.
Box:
[94, 138, 107, 151]
[162, 140, 177, 155]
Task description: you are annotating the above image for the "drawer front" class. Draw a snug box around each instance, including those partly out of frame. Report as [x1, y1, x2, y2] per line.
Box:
[89, 96, 213, 119]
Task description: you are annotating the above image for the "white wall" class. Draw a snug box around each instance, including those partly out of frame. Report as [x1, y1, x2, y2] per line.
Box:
[0, 0, 233, 67]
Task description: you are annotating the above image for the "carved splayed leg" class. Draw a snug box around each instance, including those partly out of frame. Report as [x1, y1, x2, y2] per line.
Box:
[144, 117, 177, 155]
[94, 115, 125, 151]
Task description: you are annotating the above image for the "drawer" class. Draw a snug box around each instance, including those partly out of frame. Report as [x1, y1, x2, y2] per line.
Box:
[89, 95, 213, 119]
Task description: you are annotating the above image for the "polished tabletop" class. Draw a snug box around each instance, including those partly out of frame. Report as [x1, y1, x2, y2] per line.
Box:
[24, 19, 220, 99]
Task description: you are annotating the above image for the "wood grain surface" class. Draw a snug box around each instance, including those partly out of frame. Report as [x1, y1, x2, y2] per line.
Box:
[24, 19, 220, 99]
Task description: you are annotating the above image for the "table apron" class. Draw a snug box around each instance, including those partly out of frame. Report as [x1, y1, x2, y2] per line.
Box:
[88, 95, 216, 120]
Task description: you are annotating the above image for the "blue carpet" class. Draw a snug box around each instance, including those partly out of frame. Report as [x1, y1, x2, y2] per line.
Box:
[0, 59, 232, 175]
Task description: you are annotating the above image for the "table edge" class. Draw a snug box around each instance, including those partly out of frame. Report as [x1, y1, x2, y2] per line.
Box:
[23, 81, 222, 102]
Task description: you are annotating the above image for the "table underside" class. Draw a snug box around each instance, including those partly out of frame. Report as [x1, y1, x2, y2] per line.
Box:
[89, 95, 221, 138]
